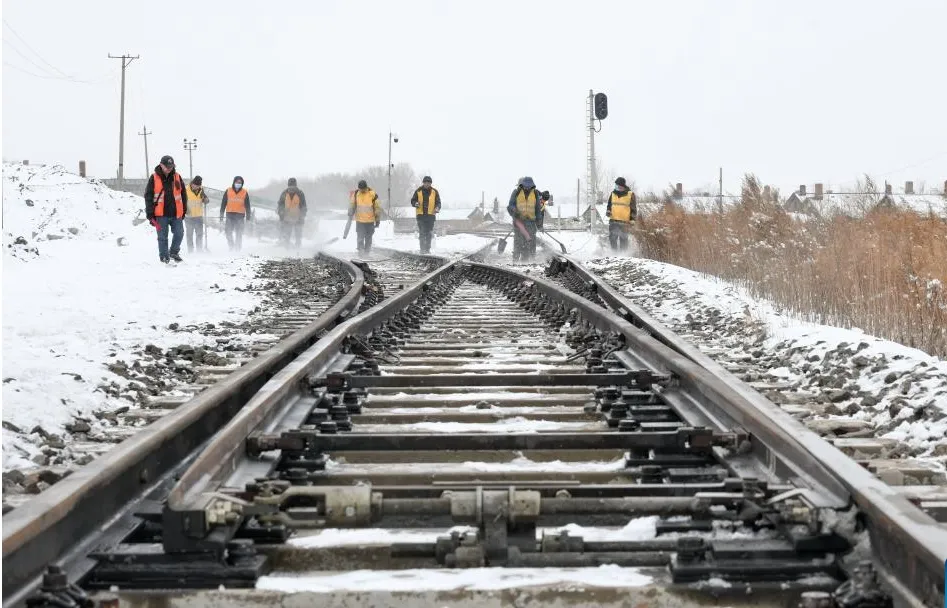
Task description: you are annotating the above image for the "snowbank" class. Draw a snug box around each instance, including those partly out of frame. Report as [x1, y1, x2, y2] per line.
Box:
[1, 164, 497, 471]
[586, 256, 947, 469]
[1, 163, 270, 469]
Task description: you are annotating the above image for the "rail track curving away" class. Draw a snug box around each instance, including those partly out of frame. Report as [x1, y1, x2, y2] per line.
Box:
[2, 241, 944, 608]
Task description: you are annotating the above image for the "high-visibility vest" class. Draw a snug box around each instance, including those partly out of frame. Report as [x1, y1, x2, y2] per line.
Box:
[186, 186, 205, 217]
[609, 191, 635, 222]
[515, 188, 538, 220]
[154, 172, 184, 218]
[415, 187, 439, 216]
[225, 188, 248, 214]
[353, 189, 379, 223]
[284, 192, 302, 221]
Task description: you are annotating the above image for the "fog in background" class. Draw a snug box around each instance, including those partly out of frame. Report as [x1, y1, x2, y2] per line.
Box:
[3, 0, 946, 209]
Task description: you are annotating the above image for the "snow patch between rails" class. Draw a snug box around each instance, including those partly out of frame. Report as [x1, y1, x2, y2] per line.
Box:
[257, 564, 653, 592]
[391, 418, 593, 433]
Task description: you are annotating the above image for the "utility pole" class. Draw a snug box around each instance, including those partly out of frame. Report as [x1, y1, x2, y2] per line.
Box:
[576, 178, 580, 219]
[138, 125, 151, 178]
[183, 138, 198, 179]
[386, 131, 399, 220]
[587, 89, 597, 231]
[108, 53, 139, 188]
[718, 167, 724, 213]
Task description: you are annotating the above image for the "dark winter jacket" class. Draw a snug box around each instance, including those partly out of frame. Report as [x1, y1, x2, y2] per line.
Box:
[507, 186, 543, 220]
[144, 165, 187, 219]
[277, 187, 308, 222]
[220, 184, 252, 220]
[411, 186, 441, 216]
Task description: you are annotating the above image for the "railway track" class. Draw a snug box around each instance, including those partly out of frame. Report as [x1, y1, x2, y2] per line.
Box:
[3, 243, 945, 608]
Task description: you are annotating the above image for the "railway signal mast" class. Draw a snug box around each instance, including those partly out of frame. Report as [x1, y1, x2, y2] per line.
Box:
[587, 90, 608, 230]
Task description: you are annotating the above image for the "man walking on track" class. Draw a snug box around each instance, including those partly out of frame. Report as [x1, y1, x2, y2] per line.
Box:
[410, 175, 441, 254]
[220, 176, 251, 252]
[184, 175, 208, 253]
[605, 176, 636, 251]
[144, 155, 186, 264]
[507, 176, 542, 261]
[349, 179, 382, 254]
[277, 177, 308, 249]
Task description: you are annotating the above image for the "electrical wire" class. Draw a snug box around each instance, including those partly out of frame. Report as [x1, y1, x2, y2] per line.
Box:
[3, 18, 71, 76]
[2, 19, 115, 84]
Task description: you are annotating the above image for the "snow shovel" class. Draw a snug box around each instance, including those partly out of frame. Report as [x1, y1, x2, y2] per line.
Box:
[496, 230, 513, 253]
[513, 218, 532, 242]
[541, 229, 568, 254]
[343, 216, 353, 239]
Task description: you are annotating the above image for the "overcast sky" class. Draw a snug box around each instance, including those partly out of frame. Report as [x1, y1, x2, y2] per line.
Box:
[3, 0, 946, 205]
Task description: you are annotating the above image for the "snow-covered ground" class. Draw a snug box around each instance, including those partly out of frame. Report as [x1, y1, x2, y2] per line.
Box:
[0, 163, 490, 471]
[585, 256, 947, 476]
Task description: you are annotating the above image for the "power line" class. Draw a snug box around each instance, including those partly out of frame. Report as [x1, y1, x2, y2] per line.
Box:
[2, 18, 70, 77]
[2, 38, 61, 78]
[879, 151, 947, 178]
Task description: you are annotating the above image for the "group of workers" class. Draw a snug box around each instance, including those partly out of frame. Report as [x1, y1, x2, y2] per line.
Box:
[505, 175, 637, 259]
[143, 155, 306, 263]
[144, 154, 637, 264]
[345, 175, 441, 255]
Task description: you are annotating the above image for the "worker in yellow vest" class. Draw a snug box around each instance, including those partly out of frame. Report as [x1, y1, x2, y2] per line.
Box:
[219, 176, 252, 252]
[184, 175, 209, 253]
[277, 177, 308, 249]
[349, 179, 382, 254]
[507, 176, 542, 261]
[605, 176, 637, 251]
[410, 175, 441, 254]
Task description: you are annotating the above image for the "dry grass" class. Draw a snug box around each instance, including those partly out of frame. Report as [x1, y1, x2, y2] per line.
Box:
[635, 175, 947, 356]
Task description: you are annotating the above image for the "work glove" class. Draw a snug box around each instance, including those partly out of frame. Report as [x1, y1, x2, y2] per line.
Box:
[374, 221, 381, 228]
[605, 210, 611, 218]
[219, 215, 224, 222]
[434, 206, 441, 213]
[411, 201, 419, 208]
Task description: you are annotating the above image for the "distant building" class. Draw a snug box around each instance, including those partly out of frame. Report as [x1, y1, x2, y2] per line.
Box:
[874, 181, 947, 217]
[784, 181, 947, 219]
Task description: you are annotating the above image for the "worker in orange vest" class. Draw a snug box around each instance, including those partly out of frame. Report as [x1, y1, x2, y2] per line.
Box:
[277, 177, 308, 249]
[144, 155, 186, 264]
[219, 176, 252, 251]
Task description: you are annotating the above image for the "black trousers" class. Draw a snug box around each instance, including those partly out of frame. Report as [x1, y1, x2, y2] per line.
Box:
[416, 215, 435, 253]
[356, 222, 375, 253]
[512, 219, 537, 260]
[608, 220, 630, 251]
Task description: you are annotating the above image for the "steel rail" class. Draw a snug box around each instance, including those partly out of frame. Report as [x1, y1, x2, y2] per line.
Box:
[166, 259, 469, 512]
[554, 254, 947, 608]
[1, 252, 365, 606]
